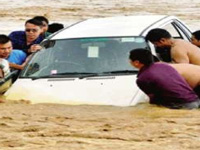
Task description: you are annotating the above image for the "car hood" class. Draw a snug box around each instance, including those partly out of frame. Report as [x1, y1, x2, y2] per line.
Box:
[4, 75, 148, 106]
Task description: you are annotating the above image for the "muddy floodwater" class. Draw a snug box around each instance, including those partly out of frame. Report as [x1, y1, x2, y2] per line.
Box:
[0, 101, 200, 150]
[0, 0, 200, 149]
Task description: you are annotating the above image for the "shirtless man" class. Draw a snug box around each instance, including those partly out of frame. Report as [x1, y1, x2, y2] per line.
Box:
[169, 63, 200, 97]
[169, 64, 200, 89]
[145, 28, 200, 65]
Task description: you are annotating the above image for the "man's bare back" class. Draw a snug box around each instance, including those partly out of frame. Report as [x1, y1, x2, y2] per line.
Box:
[171, 39, 200, 65]
[169, 63, 200, 88]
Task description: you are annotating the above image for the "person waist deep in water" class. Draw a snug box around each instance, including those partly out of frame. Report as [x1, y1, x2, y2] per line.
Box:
[129, 49, 200, 109]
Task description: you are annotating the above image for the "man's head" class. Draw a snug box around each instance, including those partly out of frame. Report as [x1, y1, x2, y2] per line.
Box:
[25, 18, 43, 42]
[191, 30, 200, 47]
[33, 16, 49, 33]
[0, 34, 12, 59]
[129, 49, 154, 69]
[47, 23, 64, 33]
[145, 28, 172, 48]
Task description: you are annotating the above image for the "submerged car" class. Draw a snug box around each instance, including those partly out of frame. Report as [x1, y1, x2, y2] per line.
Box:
[4, 15, 193, 106]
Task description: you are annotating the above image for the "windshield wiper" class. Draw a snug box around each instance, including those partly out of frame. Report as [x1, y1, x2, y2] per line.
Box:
[78, 73, 100, 79]
[30, 72, 99, 80]
[31, 74, 59, 80]
[54, 72, 100, 79]
[103, 70, 138, 74]
[79, 70, 139, 79]
[29, 70, 137, 80]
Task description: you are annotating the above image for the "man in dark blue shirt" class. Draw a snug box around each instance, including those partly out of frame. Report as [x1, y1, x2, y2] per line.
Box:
[129, 49, 200, 109]
[9, 18, 44, 55]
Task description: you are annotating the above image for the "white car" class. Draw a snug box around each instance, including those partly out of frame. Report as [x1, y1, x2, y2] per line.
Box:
[4, 15, 193, 106]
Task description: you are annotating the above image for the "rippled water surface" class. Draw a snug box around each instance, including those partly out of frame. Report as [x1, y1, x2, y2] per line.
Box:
[0, 0, 200, 34]
[0, 0, 200, 149]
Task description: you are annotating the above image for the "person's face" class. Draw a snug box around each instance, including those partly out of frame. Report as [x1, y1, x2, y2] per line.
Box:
[0, 41, 12, 59]
[191, 35, 200, 47]
[152, 38, 171, 48]
[25, 23, 42, 42]
[41, 21, 48, 33]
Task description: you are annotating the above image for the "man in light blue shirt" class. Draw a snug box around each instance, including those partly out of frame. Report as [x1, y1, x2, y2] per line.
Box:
[0, 34, 27, 70]
[7, 49, 27, 65]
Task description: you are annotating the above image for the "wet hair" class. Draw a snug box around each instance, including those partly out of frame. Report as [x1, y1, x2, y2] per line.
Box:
[0, 34, 11, 44]
[47, 23, 64, 33]
[192, 30, 200, 40]
[145, 28, 171, 42]
[33, 16, 49, 24]
[129, 49, 154, 66]
[25, 18, 43, 27]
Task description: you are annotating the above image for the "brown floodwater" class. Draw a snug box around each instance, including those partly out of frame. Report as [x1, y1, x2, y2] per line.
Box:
[0, 100, 199, 150]
[0, 0, 200, 149]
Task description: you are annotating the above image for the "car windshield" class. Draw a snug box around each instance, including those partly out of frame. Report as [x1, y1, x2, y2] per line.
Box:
[21, 37, 150, 78]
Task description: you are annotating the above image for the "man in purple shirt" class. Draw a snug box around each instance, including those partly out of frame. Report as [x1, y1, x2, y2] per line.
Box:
[129, 49, 200, 109]
[9, 18, 44, 55]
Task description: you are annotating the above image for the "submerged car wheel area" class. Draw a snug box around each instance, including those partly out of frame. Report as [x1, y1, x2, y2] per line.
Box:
[4, 15, 193, 106]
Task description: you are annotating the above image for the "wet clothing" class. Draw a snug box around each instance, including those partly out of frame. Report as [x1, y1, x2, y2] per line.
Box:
[8, 31, 44, 55]
[137, 63, 200, 109]
[167, 99, 200, 109]
[7, 50, 27, 65]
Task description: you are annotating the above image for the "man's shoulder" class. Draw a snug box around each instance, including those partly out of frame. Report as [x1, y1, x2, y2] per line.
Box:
[174, 39, 193, 46]
[153, 62, 170, 67]
[11, 50, 27, 57]
[171, 39, 189, 52]
[173, 39, 199, 53]
[9, 31, 25, 37]
[8, 50, 27, 65]
[173, 39, 187, 45]
[140, 63, 172, 77]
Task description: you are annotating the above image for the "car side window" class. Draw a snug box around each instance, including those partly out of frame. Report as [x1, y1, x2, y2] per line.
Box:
[162, 23, 180, 38]
[162, 20, 191, 41]
[172, 20, 192, 41]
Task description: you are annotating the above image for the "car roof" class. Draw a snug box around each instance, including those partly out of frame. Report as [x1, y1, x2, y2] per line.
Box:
[51, 15, 176, 39]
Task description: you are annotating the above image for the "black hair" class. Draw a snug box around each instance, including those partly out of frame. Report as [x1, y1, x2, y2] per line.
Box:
[47, 23, 64, 33]
[33, 16, 49, 24]
[145, 28, 171, 42]
[129, 49, 154, 66]
[192, 30, 200, 40]
[25, 18, 43, 27]
[0, 34, 11, 44]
